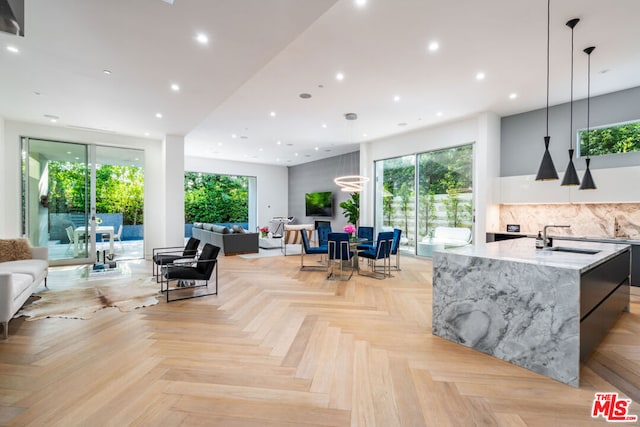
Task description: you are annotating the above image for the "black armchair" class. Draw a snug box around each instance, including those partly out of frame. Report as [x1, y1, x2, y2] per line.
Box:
[152, 237, 200, 281]
[160, 243, 220, 302]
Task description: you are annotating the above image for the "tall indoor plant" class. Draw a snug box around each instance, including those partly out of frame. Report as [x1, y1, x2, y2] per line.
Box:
[339, 192, 360, 227]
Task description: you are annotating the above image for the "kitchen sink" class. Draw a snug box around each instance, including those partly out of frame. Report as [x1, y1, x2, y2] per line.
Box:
[550, 247, 601, 255]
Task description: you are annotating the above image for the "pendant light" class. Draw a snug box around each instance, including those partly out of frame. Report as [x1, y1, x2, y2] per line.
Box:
[334, 113, 369, 192]
[579, 46, 597, 190]
[561, 18, 581, 186]
[535, 0, 559, 181]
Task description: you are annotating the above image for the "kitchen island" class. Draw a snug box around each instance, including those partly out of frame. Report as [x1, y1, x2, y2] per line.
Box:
[432, 238, 631, 387]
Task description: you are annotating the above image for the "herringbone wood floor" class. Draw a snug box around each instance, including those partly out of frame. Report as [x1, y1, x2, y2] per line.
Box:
[1, 253, 639, 426]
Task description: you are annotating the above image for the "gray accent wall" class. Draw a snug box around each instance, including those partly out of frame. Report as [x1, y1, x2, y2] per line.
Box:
[501, 86, 640, 177]
[288, 151, 359, 230]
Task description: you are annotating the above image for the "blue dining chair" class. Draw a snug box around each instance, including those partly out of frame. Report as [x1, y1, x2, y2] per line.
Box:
[317, 225, 332, 247]
[356, 226, 374, 251]
[300, 228, 328, 270]
[327, 232, 354, 281]
[358, 231, 394, 279]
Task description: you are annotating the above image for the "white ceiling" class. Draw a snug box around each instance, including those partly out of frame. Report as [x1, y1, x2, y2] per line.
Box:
[1, 0, 639, 166]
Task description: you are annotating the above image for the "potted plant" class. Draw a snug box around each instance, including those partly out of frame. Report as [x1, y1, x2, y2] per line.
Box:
[339, 192, 359, 227]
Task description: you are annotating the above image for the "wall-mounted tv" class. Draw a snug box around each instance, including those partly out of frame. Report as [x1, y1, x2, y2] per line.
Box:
[305, 191, 333, 217]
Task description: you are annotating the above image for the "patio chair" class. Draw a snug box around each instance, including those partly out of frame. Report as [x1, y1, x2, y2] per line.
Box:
[161, 243, 220, 302]
[65, 225, 87, 255]
[152, 237, 200, 281]
[102, 225, 124, 252]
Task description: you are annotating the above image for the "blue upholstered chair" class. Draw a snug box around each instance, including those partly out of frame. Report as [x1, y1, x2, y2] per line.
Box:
[327, 232, 354, 281]
[390, 228, 402, 270]
[300, 228, 328, 270]
[317, 225, 331, 247]
[357, 231, 394, 279]
[356, 226, 374, 251]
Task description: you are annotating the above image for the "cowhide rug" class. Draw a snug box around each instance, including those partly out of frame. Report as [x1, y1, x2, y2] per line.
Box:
[16, 277, 160, 321]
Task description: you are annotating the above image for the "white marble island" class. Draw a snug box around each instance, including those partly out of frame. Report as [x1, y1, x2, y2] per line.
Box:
[432, 238, 631, 387]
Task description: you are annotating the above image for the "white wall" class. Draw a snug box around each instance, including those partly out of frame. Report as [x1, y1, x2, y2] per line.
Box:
[360, 113, 500, 245]
[184, 156, 288, 231]
[0, 119, 177, 258]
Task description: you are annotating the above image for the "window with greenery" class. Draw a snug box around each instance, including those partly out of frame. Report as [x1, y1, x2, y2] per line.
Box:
[49, 162, 144, 225]
[184, 172, 249, 224]
[579, 121, 640, 157]
[417, 145, 473, 241]
[374, 144, 473, 254]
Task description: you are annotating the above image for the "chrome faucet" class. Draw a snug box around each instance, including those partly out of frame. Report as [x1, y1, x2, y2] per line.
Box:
[542, 225, 570, 248]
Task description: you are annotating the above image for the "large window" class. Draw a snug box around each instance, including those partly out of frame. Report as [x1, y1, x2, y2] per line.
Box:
[374, 144, 473, 255]
[416, 145, 473, 243]
[579, 120, 640, 157]
[184, 172, 253, 229]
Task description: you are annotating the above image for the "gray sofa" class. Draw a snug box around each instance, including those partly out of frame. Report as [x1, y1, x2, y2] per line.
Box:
[191, 223, 259, 255]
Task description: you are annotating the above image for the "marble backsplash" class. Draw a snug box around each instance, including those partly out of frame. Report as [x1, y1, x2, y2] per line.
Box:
[499, 203, 640, 240]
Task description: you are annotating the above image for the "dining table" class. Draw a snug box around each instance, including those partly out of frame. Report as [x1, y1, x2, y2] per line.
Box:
[74, 225, 114, 257]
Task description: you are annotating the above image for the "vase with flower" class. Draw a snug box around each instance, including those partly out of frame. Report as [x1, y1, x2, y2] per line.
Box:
[343, 224, 356, 241]
[260, 226, 269, 238]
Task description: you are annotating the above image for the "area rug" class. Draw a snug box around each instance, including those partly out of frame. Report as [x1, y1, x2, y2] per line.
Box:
[16, 276, 160, 321]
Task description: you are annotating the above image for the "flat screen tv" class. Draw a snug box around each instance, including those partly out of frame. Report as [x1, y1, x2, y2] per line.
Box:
[305, 191, 333, 217]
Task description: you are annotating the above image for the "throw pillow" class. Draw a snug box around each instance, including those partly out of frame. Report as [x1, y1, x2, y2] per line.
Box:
[0, 238, 32, 262]
[232, 225, 245, 234]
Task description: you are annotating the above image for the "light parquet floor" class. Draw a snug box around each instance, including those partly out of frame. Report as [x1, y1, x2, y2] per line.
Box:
[1, 253, 639, 426]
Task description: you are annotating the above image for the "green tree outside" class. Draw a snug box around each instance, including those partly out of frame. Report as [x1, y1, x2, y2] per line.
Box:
[184, 172, 248, 224]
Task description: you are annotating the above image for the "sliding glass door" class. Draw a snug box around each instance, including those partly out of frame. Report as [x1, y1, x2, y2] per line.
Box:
[374, 144, 474, 256]
[22, 139, 145, 264]
[22, 138, 91, 263]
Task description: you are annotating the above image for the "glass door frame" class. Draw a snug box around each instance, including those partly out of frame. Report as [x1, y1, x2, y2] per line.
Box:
[22, 137, 98, 266]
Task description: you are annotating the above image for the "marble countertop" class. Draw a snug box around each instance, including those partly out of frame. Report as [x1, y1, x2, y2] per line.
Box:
[441, 238, 630, 273]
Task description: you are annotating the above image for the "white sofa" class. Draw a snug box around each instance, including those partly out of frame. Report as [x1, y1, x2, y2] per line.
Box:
[0, 246, 48, 339]
[417, 226, 472, 256]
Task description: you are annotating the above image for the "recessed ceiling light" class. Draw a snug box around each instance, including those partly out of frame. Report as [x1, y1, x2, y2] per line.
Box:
[436, 111, 443, 117]
[259, 148, 263, 152]
[393, 95, 400, 102]
[50, 119, 57, 123]
[362, 133, 367, 137]
[428, 41, 440, 52]
[294, 153, 299, 156]
[322, 123, 327, 128]
[355, 0, 367, 6]
[171, 83, 180, 92]
[144, 132, 150, 136]
[196, 33, 209, 44]
[286, 143, 294, 146]
[232, 134, 237, 139]
[335, 72, 345, 81]
[134, 158, 139, 161]
[6, 46, 19, 53]
[276, 158, 280, 162]
[476, 72, 486, 81]
[217, 142, 223, 146]
[270, 111, 276, 117]
[509, 93, 518, 100]
[314, 147, 319, 151]
[276, 140, 281, 145]
[155, 113, 163, 118]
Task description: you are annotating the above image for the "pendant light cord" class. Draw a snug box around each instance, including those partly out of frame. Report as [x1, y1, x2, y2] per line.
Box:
[569, 22, 575, 150]
[545, 0, 550, 136]
[586, 49, 591, 158]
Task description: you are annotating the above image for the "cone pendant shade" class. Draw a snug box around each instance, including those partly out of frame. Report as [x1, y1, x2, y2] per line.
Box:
[579, 159, 597, 190]
[536, 136, 559, 180]
[561, 148, 580, 186]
